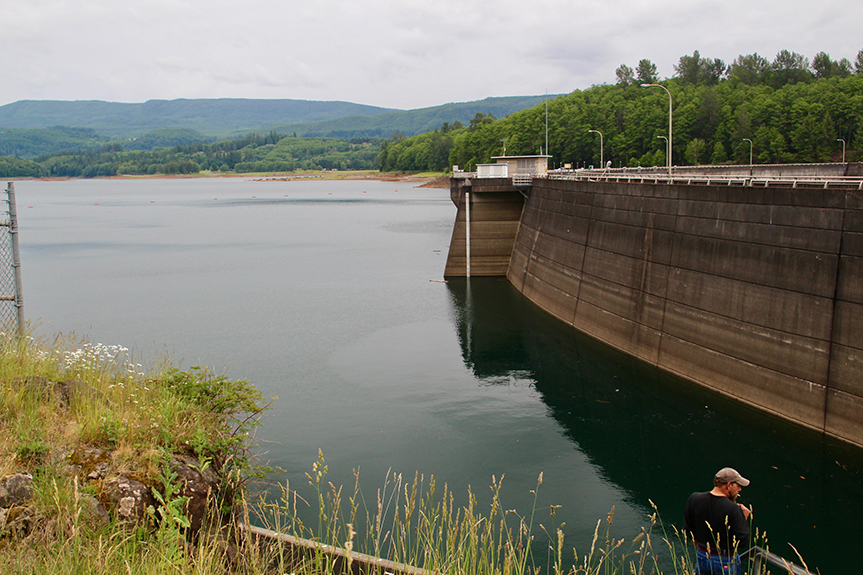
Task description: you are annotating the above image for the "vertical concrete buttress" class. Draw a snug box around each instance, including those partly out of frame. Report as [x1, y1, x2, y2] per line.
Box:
[444, 178, 525, 277]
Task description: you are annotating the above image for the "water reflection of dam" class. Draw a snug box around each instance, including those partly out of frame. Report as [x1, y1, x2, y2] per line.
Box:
[446, 276, 863, 575]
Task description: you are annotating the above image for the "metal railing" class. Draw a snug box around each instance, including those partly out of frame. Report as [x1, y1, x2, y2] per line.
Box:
[744, 546, 811, 575]
[546, 168, 863, 190]
[451, 171, 474, 179]
[246, 524, 436, 575]
[450, 172, 536, 186]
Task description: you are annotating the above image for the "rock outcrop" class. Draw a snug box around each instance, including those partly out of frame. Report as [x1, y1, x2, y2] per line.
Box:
[0, 473, 35, 536]
[2, 450, 227, 538]
[0, 473, 33, 508]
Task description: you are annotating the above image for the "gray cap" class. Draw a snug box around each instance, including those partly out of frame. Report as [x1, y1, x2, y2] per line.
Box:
[715, 467, 750, 487]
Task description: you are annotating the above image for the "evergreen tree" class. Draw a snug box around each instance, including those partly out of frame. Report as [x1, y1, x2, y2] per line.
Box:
[770, 50, 812, 87]
[615, 64, 635, 86]
[636, 59, 658, 84]
[731, 54, 770, 85]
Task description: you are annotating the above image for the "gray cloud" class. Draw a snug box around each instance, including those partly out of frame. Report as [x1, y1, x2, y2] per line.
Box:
[1, 0, 860, 110]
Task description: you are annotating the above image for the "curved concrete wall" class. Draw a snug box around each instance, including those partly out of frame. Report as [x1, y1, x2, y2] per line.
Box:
[506, 177, 863, 447]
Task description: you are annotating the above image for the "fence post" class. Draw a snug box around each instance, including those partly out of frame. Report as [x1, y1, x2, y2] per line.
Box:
[3, 182, 24, 337]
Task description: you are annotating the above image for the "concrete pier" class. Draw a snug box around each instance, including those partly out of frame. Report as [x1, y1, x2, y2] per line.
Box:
[443, 177, 525, 277]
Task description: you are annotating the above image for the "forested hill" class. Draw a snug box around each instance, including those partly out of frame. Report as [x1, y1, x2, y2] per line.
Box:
[0, 95, 555, 141]
[0, 99, 392, 138]
[265, 96, 561, 139]
[380, 50, 863, 172]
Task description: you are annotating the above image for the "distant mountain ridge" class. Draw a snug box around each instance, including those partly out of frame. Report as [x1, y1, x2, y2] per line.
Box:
[0, 95, 557, 141]
[0, 98, 392, 138]
[267, 96, 557, 140]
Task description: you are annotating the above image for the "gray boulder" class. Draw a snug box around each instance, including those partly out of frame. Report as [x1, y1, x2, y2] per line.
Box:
[0, 473, 34, 508]
[103, 476, 155, 523]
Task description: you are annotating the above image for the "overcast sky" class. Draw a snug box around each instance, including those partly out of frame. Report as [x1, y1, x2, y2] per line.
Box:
[2, 0, 861, 111]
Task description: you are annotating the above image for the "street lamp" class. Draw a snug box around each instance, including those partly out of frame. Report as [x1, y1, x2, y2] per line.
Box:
[641, 83, 672, 175]
[838, 138, 846, 163]
[588, 129, 603, 168]
[743, 138, 753, 165]
[656, 136, 668, 167]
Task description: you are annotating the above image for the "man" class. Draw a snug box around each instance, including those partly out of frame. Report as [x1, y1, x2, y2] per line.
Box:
[684, 467, 752, 575]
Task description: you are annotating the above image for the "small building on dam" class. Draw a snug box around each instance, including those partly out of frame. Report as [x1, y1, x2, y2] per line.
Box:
[444, 159, 863, 448]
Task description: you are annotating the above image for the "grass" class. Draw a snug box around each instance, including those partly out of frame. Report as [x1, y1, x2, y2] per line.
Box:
[254, 452, 694, 575]
[0, 331, 802, 574]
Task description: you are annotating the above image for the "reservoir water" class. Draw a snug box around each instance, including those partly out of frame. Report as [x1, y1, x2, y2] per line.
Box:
[13, 177, 862, 573]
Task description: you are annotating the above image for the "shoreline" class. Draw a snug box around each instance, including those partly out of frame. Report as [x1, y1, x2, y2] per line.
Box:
[27, 170, 447, 185]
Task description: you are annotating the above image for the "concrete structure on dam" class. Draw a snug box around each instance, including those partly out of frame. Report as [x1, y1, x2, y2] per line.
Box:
[444, 163, 863, 448]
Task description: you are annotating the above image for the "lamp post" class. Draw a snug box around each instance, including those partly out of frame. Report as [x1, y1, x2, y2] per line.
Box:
[641, 83, 672, 175]
[743, 138, 753, 165]
[588, 129, 603, 168]
[838, 138, 846, 163]
[656, 136, 668, 167]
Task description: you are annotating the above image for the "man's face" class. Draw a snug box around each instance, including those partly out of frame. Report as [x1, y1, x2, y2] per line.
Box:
[727, 481, 743, 501]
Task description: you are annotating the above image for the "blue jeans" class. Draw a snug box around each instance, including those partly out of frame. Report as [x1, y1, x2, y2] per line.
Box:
[695, 548, 742, 575]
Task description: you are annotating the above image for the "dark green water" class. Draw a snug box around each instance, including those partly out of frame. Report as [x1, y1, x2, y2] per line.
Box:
[449, 276, 863, 573]
[15, 177, 862, 573]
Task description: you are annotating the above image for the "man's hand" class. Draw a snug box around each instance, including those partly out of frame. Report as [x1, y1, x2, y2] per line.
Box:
[739, 503, 751, 520]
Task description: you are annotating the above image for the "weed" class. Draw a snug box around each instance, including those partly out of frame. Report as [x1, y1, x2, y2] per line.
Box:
[147, 456, 192, 566]
[15, 439, 50, 466]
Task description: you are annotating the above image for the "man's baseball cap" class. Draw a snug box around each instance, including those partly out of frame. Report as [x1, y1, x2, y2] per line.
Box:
[715, 467, 750, 486]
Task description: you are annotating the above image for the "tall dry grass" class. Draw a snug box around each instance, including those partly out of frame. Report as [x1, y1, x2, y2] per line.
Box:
[251, 450, 710, 575]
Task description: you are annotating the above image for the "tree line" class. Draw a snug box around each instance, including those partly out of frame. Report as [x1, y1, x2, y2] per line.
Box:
[379, 49, 863, 172]
[618, 49, 862, 88]
[0, 132, 384, 178]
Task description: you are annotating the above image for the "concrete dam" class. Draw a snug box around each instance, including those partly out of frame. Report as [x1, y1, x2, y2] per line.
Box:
[443, 164, 863, 448]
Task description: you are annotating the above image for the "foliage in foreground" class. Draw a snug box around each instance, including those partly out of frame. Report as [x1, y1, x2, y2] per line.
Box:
[257, 451, 676, 575]
[0, 333, 269, 482]
[0, 331, 273, 573]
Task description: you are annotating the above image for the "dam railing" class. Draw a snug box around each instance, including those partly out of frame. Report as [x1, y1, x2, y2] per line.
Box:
[547, 168, 863, 190]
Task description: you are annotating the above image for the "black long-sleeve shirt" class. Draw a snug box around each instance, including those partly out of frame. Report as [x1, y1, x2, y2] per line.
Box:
[683, 492, 750, 553]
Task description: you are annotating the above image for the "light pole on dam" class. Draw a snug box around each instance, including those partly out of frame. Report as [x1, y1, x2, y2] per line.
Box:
[641, 83, 673, 175]
[588, 129, 603, 168]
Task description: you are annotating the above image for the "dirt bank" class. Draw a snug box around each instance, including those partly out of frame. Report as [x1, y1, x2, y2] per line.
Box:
[31, 170, 448, 185]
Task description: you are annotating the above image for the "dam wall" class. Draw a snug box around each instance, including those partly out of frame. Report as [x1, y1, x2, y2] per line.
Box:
[481, 175, 863, 447]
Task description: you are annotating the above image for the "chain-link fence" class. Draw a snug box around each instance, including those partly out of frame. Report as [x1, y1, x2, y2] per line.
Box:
[0, 182, 23, 336]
